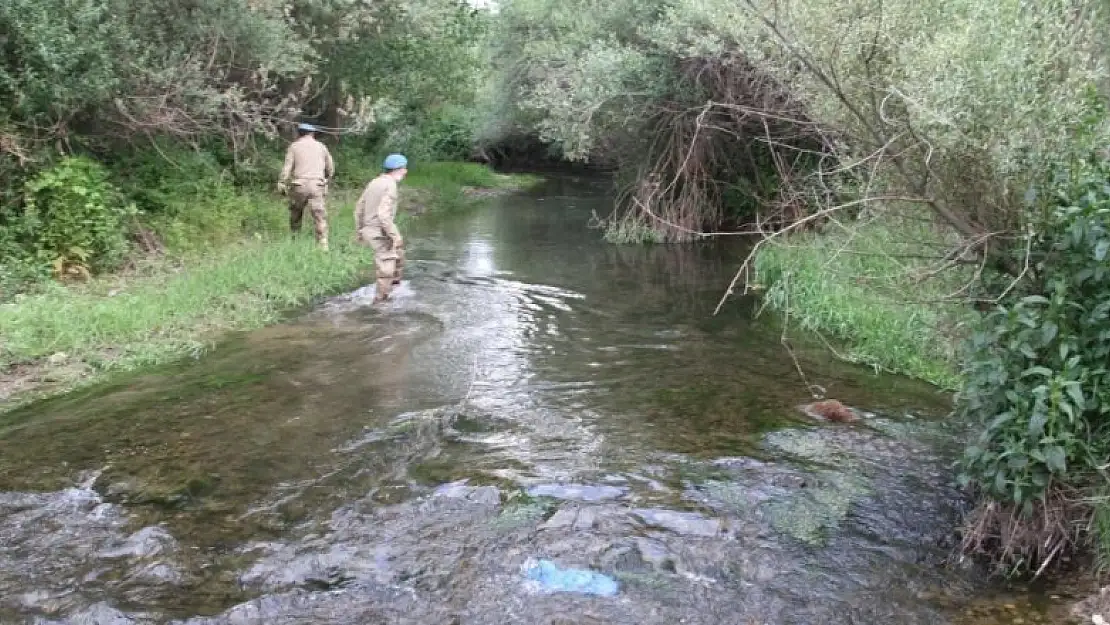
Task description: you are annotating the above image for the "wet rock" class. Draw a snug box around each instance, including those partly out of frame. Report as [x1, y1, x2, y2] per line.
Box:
[573, 507, 598, 530]
[128, 562, 185, 586]
[100, 526, 177, 559]
[526, 483, 627, 502]
[171, 587, 417, 625]
[1072, 586, 1110, 623]
[800, 399, 859, 423]
[432, 480, 501, 506]
[632, 509, 724, 537]
[538, 505, 600, 531]
[600, 538, 676, 575]
[540, 507, 579, 530]
[37, 601, 139, 625]
[102, 480, 141, 501]
[634, 538, 677, 572]
[239, 543, 378, 590]
[769, 474, 808, 489]
[711, 457, 769, 470]
[600, 543, 649, 573]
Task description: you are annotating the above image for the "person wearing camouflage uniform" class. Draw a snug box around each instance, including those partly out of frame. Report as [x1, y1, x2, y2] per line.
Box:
[278, 123, 335, 250]
[354, 154, 408, 304]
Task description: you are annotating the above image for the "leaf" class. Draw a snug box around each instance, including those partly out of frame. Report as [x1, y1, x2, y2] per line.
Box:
[1041, 322, 1058, 345]
[988, 412, 1014, 430]
[1060, 400, 1076, 422]
[1028, 412, 1048, 437]
[1096, 240, 1110, 262]
[1044, 446, 1067, 473]
[1065, 383, 1085, 411]
[1020, 366, 1053, 379]
[994, 469, 1008, 495]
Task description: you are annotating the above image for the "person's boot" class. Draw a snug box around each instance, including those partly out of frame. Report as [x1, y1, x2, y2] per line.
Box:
[319, 239, 329, 252]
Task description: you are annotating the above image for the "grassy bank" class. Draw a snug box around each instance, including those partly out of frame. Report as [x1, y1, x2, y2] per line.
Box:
[0, 161, 539, 411]
[752, 218, 973, 390]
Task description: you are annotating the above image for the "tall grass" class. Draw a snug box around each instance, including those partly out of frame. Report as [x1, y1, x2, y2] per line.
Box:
[0, 161, 537, 409]
[753, 218, 972, 390]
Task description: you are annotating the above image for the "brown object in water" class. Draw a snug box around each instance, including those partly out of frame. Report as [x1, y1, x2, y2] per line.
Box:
[801, 399, 859, 423]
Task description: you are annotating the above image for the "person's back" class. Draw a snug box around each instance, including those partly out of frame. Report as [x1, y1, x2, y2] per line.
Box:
[283, 135, 332, 182]
[355, 174, 399, 239]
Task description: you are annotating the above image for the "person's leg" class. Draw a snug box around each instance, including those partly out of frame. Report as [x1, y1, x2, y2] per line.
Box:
[288, 192, 306, 234]
[307, 182, 329, 250]
[370, 236, 397, 303]
[392, 245, 405, 285]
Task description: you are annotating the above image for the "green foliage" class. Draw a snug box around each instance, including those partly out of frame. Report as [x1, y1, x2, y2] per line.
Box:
[391, 107, 481, 162]
[104, 143, 284, 253]
[956, 157, 1110, 509]
[0, 0, 308, 137]
[753, 217, 968, 389]
[488, 0, 1109, 246]
[1, 157, 136, 278]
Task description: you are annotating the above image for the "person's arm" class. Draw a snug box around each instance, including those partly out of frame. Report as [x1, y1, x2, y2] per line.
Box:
[324, 147, 334, 182]
[353, 187, 368, 233]
[378, 185, 402, 245]
[278, 145, 294, 193]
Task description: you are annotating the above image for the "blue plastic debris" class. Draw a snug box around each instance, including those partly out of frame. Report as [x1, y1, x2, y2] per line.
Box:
[522, 558, 619, 596]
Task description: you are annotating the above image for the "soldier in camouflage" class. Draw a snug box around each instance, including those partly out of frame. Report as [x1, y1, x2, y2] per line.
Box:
[354, 154, 409, 304]
[278, 123, 335, 251]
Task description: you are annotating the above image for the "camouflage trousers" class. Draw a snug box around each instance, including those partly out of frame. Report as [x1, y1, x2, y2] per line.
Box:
[358, 228, 405, 303]
[289, 179, 328, 248]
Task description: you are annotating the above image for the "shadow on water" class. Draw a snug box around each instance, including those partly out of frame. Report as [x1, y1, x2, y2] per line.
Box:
[0, 175, 1073, 623]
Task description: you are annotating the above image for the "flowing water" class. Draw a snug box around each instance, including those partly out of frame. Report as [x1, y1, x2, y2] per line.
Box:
[0, 176, 1074, 624]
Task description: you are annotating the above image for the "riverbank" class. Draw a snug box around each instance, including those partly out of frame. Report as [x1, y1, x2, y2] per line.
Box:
[0, 162, 539, 412]
[751, 219, 974, 391]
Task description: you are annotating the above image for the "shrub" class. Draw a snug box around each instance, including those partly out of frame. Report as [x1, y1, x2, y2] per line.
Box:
[956, 155, 1110, 574]
[387, 106, 481, 162]
[2, 157, 136, 279]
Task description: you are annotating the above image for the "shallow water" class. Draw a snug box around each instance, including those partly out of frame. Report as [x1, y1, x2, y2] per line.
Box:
[0, 176, 1074, 624]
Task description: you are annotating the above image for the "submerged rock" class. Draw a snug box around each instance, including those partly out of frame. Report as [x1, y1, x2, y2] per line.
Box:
[632, 509, 724, 537]
[540, 506, 579, 531]
[33, 601, 141, 625]
[432, 480, 501, 506]
[799, 399, 859, 423]
[600, 538, 677, 574]
[100, 526, 177, 559]
[526, 483, 628, 502]
[538, 505, 599, 531]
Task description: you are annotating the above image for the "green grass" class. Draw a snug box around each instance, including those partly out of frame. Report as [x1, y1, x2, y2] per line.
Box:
[0, 161, 539, 410]
[752, 217, 973, 390]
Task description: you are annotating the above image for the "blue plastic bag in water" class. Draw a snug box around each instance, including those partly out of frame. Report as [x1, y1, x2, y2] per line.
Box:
[522, 558, 619, 597]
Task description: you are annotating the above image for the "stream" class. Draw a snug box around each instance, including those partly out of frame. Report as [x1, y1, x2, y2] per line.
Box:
[0, 175, 1071, 624]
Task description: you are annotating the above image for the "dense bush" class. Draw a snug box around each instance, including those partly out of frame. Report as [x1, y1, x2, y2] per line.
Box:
[958, 157, 1110, 503]
[1, 157, 136, 280]
[394, 107, 481, 162]
[955, 156, 1110, 573]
